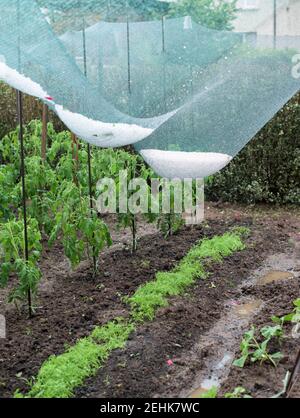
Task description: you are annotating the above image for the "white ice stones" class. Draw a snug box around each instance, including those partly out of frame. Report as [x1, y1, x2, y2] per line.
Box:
[140, 149, 232, 179]
[0, 60, 48, 100]
[0, 59, 233, 179]
[54, 105, 154, 147]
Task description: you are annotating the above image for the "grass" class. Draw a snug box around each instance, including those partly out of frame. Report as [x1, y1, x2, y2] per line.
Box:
[16, 227, 249, 398]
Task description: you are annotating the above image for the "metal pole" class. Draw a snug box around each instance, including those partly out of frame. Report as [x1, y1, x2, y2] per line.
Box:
[162, 16, 167, 113]
[161, 15, 165, 53]
[82, 21, 97, 278]
[82, 24, 87, 77]
[17, 91, 32, 317]
[126, 17, 131, 95]
[17, 95, 28, 262]
[17, 0, 32, 317]
[190, 65, 196, 142]
[161, 15, 172, 233]
[285, 348, 300, 397]
[273, 0, 277, 49]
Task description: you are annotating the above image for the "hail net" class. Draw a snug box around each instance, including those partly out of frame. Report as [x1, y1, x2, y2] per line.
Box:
[0, 0, 299, 178]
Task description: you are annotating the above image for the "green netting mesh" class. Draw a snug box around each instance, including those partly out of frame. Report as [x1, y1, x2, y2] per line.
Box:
[0, 0, 299, 178]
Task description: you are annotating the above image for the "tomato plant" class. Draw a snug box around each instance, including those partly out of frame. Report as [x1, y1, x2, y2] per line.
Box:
[0, 217, 42, 312]
[49, 180, 112, 270]
[0, 120, 183, 310]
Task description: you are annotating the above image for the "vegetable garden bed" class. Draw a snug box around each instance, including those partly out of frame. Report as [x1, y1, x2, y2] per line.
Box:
[0, 205, 299, 398]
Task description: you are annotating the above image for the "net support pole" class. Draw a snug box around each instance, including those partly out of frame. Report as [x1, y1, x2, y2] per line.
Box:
[161, 16, 172, 234]
[189, 65, 196, 143]
[273, 0, 277, 49]
[17, 90, 32, 317]
[161, 16, 167, 112]
[126, 17, 131, 95]
[82, 22, 97, 278]
[17, 0, 32, 317]
[161, 15, 165, 53]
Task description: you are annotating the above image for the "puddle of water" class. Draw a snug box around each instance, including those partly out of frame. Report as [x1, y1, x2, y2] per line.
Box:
[159, 253, 299, 398]
[232, 300, 263, 317]
[178, 297, 263, 398]
[258, 270, 295, 285]
[189, 378, 218, 398]
[189, 354, 233, 398]
[215, 353, 232, 370]
[189, 386, 212, 398]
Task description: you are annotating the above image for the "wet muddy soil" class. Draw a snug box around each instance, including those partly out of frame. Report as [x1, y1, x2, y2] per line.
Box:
[0, 205, 299, 398]
[75, 207, 299, 399]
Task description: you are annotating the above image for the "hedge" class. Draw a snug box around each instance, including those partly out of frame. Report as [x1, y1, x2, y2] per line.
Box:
[205, 93, 300, 204]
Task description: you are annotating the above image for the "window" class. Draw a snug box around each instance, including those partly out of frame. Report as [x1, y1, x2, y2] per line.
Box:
[237, 0, 259, 9]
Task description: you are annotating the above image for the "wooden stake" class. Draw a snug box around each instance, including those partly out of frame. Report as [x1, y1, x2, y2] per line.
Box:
[71, 132, 79, 185]
[71, 132, 79, 164]
[41, 103, 48, 161]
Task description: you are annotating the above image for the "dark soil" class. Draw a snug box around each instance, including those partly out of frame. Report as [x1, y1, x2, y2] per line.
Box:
[0, 205, 299, 398]
[75, 210, 300, 399]
[220, 280, 300, 398]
